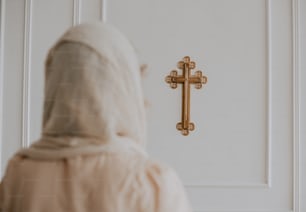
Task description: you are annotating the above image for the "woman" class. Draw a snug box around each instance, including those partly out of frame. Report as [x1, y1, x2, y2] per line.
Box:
[0, 23, 192, 212]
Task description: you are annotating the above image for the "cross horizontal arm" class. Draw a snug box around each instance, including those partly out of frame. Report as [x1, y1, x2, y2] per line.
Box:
[169, 76, 185, 83]
[189, 76, 207, 84]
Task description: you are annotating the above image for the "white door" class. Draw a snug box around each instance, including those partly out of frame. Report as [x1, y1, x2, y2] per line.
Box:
[1, 0, 305, 211]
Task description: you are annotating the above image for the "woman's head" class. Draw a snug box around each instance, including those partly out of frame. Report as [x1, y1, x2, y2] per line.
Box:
[42, 23, 146, 146]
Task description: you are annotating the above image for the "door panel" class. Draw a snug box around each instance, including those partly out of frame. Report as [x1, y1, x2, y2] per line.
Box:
[108, 0, 269, 186]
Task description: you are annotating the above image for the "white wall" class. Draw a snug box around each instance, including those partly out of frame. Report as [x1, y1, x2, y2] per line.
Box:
[0, 0, 305, 211]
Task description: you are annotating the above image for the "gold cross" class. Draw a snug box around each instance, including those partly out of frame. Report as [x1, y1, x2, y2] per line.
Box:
[165, 56, 207, 136]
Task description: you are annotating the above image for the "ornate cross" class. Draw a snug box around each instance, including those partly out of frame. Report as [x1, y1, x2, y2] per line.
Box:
[165, 56, 207, 136]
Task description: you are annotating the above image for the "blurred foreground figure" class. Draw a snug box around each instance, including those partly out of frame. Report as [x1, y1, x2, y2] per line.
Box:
[0, 23, 192, 212]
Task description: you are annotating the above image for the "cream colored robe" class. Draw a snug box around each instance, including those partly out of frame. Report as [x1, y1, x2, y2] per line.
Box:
[0, 23, 192, 212]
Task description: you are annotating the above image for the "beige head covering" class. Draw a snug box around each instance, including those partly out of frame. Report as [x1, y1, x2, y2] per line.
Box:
[18, 22, 147, 159]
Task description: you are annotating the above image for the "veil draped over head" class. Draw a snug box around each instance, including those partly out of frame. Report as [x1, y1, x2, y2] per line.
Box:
[18, 22, 147, 159]
[1, 22, 192, 212]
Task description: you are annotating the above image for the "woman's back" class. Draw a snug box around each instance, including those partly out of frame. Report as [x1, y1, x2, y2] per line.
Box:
[1, 146, 191, 212]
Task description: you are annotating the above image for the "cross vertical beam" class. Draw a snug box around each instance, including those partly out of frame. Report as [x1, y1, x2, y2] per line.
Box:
[165, 56, 207, 136]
